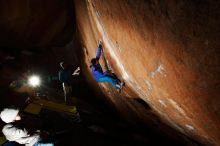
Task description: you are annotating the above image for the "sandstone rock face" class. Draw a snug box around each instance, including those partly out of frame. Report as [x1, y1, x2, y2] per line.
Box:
[75, 0, 220, 145]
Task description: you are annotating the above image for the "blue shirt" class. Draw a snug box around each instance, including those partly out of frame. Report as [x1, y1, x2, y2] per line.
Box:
[91, 47, 106, 81]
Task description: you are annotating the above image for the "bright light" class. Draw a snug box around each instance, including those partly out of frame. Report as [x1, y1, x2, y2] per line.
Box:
[28, 75, 40, 87]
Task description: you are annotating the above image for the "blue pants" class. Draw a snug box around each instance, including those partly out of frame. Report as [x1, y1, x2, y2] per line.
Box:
[97, 76, 117, 88]
[34, 143, 54, 146]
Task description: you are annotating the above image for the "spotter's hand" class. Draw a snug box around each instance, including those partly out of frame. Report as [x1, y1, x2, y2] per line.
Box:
[72, 67, 80, 75]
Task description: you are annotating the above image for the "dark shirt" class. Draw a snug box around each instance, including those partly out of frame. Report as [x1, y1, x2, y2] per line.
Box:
[58, 68, 71, 85]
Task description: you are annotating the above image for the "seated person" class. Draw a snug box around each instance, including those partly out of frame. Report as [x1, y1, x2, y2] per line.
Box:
[0, 108, 54, 146]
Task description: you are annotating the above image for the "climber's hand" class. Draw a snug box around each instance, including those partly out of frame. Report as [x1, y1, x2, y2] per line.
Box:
[98, 40, 102, 49]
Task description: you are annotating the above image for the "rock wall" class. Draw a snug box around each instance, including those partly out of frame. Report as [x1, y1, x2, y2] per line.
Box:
[74, 0, 220, 145]
[0, 0, 74, 48]
[0, 0, 220, 145]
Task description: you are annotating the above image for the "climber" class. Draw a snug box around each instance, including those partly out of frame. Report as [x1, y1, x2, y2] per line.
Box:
[0, 108, 54, 146]
[90, 41, 124, 92]
[58, 61, 80, 103]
